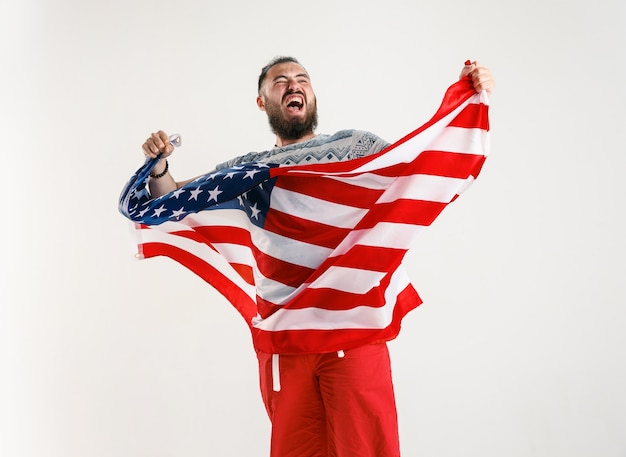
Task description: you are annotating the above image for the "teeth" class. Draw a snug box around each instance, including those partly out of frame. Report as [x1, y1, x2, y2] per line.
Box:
[286, 95, 303, 106]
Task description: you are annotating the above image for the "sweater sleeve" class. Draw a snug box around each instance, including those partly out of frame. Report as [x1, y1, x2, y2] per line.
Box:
[348, 131, 390, 160]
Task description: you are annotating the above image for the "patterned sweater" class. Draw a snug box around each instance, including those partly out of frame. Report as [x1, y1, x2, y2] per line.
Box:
[216, 130, 390, 169]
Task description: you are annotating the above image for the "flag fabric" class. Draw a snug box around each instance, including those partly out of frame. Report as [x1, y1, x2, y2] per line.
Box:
[118, 77, 490, 354]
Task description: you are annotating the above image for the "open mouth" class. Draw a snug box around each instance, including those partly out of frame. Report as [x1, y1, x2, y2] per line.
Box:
[285, 94, 304, 112]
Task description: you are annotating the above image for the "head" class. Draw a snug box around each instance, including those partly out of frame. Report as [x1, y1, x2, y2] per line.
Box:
[256, 56, 318, 146]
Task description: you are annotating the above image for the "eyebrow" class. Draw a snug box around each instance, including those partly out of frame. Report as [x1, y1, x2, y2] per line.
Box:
[272, 73, 310, 82]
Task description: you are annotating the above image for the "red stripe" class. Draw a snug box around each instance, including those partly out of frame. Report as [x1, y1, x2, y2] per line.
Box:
[257, 261, 400, 312]
[275, 175, 383, 208]
[329, 245, 406, 271]
[355, 199, 447, 229]
[167, 224, 314, 288]
[449, 103, 489, 130]
[264, 209, 351, 249]
[254, 247, 315, 288]
[305, 246, 404, 285]
[230, 263, 254, 285]
[251, 283, 423, 354]
[256, 283, 390, 315]
[192, 225, 252, 245]
[366, 151, 486, 179]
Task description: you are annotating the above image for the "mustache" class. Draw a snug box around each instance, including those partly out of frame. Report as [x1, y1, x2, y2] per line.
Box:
[282, 90, 306, 102]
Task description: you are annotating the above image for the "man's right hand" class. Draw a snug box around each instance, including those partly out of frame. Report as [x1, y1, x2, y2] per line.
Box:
[142, 130, 175, 160]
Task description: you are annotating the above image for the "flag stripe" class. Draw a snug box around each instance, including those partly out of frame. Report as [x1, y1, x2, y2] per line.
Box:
[448, 102, 489, 129]
[263, 209, 351, 249]
[251, 266, 411, 331]
[251, 283, 422, 354]
[331, 223, 426, 253]
[275, 175, 384, 207]
[269, 187, 368, 228]
[354, 199, 447, 228]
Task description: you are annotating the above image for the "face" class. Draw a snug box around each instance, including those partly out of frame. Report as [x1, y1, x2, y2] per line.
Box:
[257, 62, 318, 142]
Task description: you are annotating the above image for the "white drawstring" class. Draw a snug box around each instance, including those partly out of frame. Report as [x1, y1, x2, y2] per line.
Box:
[272, 354, 281, 392]
[272, 352, 344, 392]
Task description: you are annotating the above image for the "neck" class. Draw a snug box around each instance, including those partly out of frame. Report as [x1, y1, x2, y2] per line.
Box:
[275, 131, 316, 147]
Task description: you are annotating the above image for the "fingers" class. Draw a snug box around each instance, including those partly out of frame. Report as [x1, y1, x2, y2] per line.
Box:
[459, 60, 474, 80]
[471, 62, 495, 94]
[142, 130, 175, 159]
[461, 61, 495, 94]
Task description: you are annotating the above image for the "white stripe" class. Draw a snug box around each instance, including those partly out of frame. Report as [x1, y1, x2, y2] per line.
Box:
[332, 223, 426, 255]
[326, 172, 395, 190]
[184, 209, 250, 230]
[271, 187, 367, 228]
[251, 266, 411, 331]
[183, 209, 334, 270]
[212, 242, 254, 266]
[428, 126, 489, 156]
[377, 174, 468, 204]
[251, 228, 332, 269]
[255, 273, 298, 303]
[308, 266, 387, 294]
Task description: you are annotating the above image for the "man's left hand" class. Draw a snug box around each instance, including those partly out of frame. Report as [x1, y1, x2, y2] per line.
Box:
[460, 61, 495, 94]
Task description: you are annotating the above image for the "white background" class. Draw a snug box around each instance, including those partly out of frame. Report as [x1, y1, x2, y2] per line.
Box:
[2, 0, 625, 456]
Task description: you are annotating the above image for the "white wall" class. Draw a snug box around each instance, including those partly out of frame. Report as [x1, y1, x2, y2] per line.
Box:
[2, 0, 625, 456]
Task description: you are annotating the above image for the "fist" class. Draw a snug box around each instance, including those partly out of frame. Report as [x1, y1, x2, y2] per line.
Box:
[142, 130, 175, 159]
[460, 61, 495, 94]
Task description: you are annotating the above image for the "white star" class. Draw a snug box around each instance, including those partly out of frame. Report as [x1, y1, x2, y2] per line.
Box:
[237, 195, 245, 206]
[153, 205, 167, 217]
[249, 202, 261, 220]
[224, 171, 237, 179]
[172, 188, 185, 199]
[207, 186, 223, 203]
[172, 208, 186, 219]
[244, 169, 262, 180]
[139, 207, 150, 217]
[135, 187, 150, 200]
[189, 187, 202, 201]
[208, 171, 220, 180]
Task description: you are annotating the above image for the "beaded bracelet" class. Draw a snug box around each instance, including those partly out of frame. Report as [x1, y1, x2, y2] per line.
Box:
[149, 159, 169, 179]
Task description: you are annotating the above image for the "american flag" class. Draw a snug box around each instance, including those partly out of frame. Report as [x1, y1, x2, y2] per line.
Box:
[119, 77, 489, 354]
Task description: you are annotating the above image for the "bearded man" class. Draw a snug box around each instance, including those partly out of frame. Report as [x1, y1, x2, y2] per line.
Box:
[138, 56, 495, 457]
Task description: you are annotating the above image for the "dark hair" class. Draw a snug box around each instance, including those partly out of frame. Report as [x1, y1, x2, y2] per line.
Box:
[257, 56, 306, 94]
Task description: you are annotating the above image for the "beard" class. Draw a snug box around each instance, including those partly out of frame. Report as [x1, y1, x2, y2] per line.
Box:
[264, 97, 318, 141]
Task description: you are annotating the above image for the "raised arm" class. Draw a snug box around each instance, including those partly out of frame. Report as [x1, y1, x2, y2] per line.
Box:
[142, 130, 196, 198]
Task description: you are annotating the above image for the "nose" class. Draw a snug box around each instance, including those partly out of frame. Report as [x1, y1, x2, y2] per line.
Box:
[287, 78, 302, 93]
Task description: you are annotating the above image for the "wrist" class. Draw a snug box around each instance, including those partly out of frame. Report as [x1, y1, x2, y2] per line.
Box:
[150, 159, 169, 179]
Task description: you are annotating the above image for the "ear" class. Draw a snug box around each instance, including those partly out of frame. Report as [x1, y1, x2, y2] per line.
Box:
[256, 95, 266, 111]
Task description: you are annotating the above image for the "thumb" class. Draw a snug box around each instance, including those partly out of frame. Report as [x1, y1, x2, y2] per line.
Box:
[459, 59, 475, 79]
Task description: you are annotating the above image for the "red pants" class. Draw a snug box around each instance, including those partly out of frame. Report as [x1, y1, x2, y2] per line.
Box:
[257, 343, 400, 457]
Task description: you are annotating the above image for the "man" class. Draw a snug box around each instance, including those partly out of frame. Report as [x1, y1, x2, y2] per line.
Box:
[138, 56, 495, 457]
